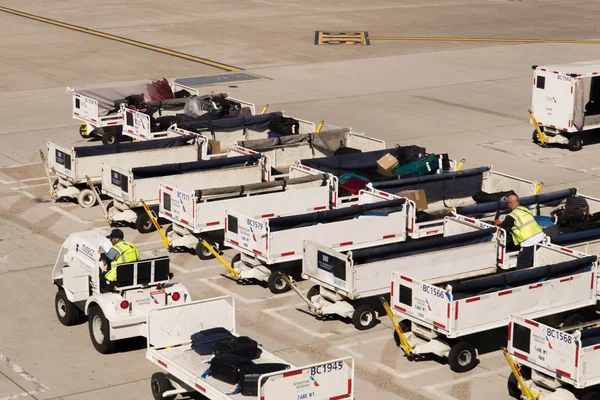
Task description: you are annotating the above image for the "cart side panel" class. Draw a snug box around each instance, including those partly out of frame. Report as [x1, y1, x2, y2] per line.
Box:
[47, 142, 76, 180]
[147, 296, 235, 349]
[344, 133, 386, 152]
[73, 92, 99, 124]
[303, 241, 352, 294]
[507, 313, 580, 387]
[259, 357, 354, 400]
[482, 170, 538, 198]
[159, 184, 195, 230]
[532, 69, 575, 130]
[101, 163, 132, 203]
[391, 272, 452, 335]
[122, 109, 153, 141]
[224, 210, 269, 260]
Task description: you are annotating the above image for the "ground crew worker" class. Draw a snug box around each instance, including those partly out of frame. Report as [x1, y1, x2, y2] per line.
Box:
[496, 194, 545, 270]
[98, 229, 139, 286]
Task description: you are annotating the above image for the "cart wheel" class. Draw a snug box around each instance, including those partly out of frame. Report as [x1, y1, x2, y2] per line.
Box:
[352, 304, 377, 330]
[568, 135, 583, 151]
[393, 320, 412, 346]
[581, 392, 600, 400]
[563, 313, 587, 328]
[507, 366, 531, 399]
[231, 253, 241, 268]
[77, 188, 96, 208]
[532, 129, 541, 144]
[150, 372, 175, 400]
[267, 271, 291, 294]
[306, 285, 320, 302]
[448, 341, 477, 372]
[88, 305, 115, 354]
[52, 179, 59, 191]
[55, 288, 82, 326]
[196, 240, 216, 260]
[101, 131, 117, 145]
[136, 213, 155, 234]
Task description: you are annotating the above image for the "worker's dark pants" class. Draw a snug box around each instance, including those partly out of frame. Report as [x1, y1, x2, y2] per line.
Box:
[516, 245, 535, 270]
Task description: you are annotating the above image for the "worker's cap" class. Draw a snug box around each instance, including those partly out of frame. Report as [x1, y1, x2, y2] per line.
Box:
[106, 229, 124, 240]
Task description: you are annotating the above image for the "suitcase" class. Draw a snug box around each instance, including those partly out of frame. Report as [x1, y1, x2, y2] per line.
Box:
[239, 363, 291, 396]
[191, 327, 233, 355]
[213, 336, 260, 359]
[210, 353, 254, 385]
[340, 177, 369, 195]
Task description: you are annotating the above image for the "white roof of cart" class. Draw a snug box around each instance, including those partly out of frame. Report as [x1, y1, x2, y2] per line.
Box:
[534, 60, 600, 78]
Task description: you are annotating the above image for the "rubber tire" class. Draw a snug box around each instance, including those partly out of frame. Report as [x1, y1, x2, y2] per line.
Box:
[307, 285, 320, 302]
[231, 253, 241, 268]
[581, 392, 600, 400]
[101, 131, 117, 145]
[55, 289, 81, 326]
[393, 319, 412, 346]
[507, 373, 521, 399]
[77, 188, 96, 208]
[352, 304, 377, 330]
[135, 213, 155, 234]
[563, 313, 587, 328]
[568, 135, 583, 151]
[88, 306, 115, 354]
[267, 271, 291, 294]
[532, 129, 541, 144]
[150, 372, 175, 400]
[196, 240, 216, 260]
[448, 341, 478, 373]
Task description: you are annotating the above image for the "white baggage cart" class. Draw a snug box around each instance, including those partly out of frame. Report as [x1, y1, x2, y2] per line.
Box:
[505, 313, 600, 399]
[160, 166, 336, 260]
[367, 165, 540, 239]
[100, 149, 271, 234]
[224, 190, 413, 293]
[296, 215, 504, 330]
[236, 127, 386, 173]
[390, 242, 598, 372]
[530, 61, 600, 151]
[69, 79, 198, 144]
[146, 296, 355, 400]
[42, 135, 207, 207]
[52, 230, 191, 354]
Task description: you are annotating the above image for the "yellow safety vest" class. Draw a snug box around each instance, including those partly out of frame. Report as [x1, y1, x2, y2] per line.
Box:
[508, 206, 543, 246]
[104, 241, 140, 281]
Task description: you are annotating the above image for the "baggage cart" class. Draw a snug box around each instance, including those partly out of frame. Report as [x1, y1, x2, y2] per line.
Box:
[52, 230, 191, 354]
[224, 190, 413, 294]
[42, 135, 207, 208]
[236, 127, 386, 173]
[368, 165, 540, 239]
[121, 92, 256, 142]
[69, 79, 198, 144]
[146, 296, 355, 400]
[530, 61, 600, 151]
[100, 148, 271, 233]
[160, 165, 337, 260]
[504, 313, 600, 399]
[295, 215, 504, 330]
[390, 242, 598, 372]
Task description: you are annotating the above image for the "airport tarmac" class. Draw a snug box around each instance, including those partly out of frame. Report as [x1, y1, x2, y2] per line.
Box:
[1, 1, 600, 399]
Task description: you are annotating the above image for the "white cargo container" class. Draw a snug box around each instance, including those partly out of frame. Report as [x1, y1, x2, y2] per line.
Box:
[531, 61, 600, 151]
[100, 149, 271, 233]
[145, 297, 355, 400]
[43, 135, 207, 207]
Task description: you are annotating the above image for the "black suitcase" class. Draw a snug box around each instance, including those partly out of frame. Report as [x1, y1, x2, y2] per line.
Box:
[213, 336, 260, 359]
[191, 327, 233, 355]
[210, 353, 254, 385]
[239, 363, 291, 396]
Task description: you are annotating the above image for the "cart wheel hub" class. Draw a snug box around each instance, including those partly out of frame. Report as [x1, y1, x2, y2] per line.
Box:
[57, 298, 67, 318]
[458, 350, 472, 366]
[92, 315, 104, 344]
[360, 311, 373, 326]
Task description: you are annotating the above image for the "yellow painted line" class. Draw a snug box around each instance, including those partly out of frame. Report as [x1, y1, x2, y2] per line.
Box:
[369, 36, 600, 45]
[0, 6, 242, 71]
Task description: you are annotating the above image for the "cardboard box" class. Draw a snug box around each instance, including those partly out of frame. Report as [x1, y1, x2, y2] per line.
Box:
[208, 139, 221, 155]
[377, 153, 399, 177]
[397, 189, 428, 211]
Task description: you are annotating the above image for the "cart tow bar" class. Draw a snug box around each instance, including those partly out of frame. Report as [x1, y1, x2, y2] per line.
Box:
[141, 200, 170, 250]
[502, 347, 539, 399]
[39, 149, 55, 197]
[279, 274, 321, 314]
[260, 104, 269, 115]
[380, 297, 414, 357]
[200, 240, 239, 278]
[455, 158, 466, 171]
[528, 110, 548, 147]
[84, 175, 105, 212]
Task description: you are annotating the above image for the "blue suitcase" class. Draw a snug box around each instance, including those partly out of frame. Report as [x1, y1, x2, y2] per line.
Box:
[191, 327, 233, 355]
